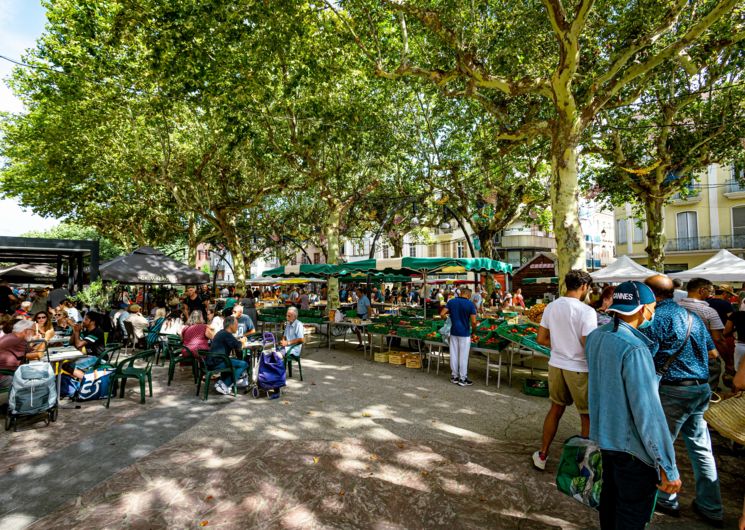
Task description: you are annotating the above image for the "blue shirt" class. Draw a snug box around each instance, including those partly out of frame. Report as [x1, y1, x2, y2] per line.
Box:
[356, 295, 371, 318]
[446, 296, 476, 337]
[283, 319, 305, 355]
[586, 321, 679, 481]
[641, 299, 714, 381]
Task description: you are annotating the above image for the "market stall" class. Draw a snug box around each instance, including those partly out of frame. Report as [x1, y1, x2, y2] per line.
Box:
[669, 249, 745, 282]
[512, 253, 559, 302]
[589, 255, 658, 283]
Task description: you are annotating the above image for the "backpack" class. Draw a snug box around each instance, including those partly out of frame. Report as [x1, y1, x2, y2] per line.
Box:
[9, 362, 57, 415]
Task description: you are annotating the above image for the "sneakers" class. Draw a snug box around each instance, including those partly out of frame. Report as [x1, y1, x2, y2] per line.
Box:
[450, 375, 459, 384]
[214, 380, 231, 395]
[236, 376, 250, 388]
[458, 377, 473, 387]
[532, 450, 547, 471]
[655, 500, 680, 518]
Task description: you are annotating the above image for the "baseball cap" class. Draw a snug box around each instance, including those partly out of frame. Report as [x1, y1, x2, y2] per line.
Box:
[608, 281, 656, 315]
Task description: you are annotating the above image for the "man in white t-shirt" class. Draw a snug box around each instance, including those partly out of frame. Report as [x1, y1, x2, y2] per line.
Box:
[532, 269, 597, 471]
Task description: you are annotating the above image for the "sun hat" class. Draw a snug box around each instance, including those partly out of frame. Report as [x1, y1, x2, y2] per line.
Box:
[607, 281, 655, 315]
[129, 304, 142, 313]
[717, 284, 735, 297]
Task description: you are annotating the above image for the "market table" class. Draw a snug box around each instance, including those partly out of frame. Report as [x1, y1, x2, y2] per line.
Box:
[328, 321, 372, 357]
[424, 340, 506, 388]
[496, 336, 548, 385]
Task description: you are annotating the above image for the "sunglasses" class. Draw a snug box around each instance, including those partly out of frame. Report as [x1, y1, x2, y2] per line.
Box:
[36, 316, 48, 320]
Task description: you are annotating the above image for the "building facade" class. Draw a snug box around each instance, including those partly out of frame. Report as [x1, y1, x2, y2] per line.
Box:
[614, 162, 745, 272]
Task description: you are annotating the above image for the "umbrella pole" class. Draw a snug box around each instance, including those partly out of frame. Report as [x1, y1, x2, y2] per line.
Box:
[423, 271, 427, 319]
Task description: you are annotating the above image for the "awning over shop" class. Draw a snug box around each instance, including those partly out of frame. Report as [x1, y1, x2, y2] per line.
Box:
[342, 257, 512, 276]
[521, 277, 559, 285]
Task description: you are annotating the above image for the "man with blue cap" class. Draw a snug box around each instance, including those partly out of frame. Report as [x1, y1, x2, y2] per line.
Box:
[585, 281, 681, 529]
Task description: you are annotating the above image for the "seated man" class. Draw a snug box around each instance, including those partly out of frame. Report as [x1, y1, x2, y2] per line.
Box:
[0, 320, 45, 389]
[232, 304, 255, 338]
[209, 315, 249, 395]
[281, 306, 305, 357]
[126, 304, 149, 344]
[64, 311, 107, 379]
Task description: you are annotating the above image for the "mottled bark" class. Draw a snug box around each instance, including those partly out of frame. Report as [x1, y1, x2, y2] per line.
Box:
[550, 135, 584, 291]
[326, 208, 341, 311]
[644, 194, 666, 272]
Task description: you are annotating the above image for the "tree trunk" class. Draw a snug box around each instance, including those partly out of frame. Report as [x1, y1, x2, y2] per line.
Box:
[643, 194, 666, 272]
[390, 235, 404, 258]
[478, 229, 497, 296]
[326, 208, 341, 311]
[218, 215, 247, 294]
[186, 214, 198, 268]
[550, 134, 584, 291]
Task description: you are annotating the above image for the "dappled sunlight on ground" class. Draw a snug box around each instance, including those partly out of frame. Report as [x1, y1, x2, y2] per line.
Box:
[1, 345, 742, 529]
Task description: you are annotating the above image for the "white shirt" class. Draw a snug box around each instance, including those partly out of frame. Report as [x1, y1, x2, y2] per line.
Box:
[540, 296, 597, 372]
[127, 313, 150, 340]
[673, 289, 688, 303]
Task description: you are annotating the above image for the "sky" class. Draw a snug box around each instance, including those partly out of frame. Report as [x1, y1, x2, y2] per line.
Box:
[0, 0, 60, 236]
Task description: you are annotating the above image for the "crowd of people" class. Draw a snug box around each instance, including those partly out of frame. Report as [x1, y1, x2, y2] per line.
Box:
[532, 270, 745, 529]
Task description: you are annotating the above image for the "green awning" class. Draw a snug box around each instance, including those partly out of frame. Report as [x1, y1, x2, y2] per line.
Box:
[342, 257, 512, 276]
[521, 277, 559, 285]
[338, 272, 416, 283]
[261, 264, 342, 278]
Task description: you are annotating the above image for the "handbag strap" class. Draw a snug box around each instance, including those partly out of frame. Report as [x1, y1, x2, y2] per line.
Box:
[657, 310, 693, 377]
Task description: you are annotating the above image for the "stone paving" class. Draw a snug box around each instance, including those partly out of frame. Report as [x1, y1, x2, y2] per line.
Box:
[0, 344, 742, 529]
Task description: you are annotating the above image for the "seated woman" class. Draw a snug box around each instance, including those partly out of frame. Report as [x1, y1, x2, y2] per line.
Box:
[160, 310, 185, 337]
[126, 304, 150, 345]
[181, 310, 214, 356]
[32, 311, 55, 342]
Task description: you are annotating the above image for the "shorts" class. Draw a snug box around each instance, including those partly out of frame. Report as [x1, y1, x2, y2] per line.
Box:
[548, 365, 589, 414]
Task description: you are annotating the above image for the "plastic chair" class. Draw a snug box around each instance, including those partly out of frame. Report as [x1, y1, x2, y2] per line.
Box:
[0, 368, 15, 398]
[167, 341, 199, 386]
[123, 321, 138, 353]
[283, 343, 303, 381]
[195, 349, 238, 400]
[106, 349, 156, 408]
[99, 342, 123, 365]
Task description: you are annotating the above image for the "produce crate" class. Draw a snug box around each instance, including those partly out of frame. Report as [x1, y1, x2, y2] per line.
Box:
[345, 310, 358, 318]
[406, 355, 422, 369]
[374, 352, 389, 363]
[388, 352, 407, 365]
[477, 332, 504, 349]
[496, 323, 540, 343]
[367, 324, 391, 335]
[520, 337, 551, 356]
[423, 331, 442, 342]
[476, 318, 503, 332]
[522, 378, 549, 397]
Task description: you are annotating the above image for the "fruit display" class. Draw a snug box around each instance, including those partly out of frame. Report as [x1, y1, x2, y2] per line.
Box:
[525, 304, 547, 324]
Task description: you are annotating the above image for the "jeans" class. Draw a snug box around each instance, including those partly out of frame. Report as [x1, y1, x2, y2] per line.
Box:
[449, 335, 471, 380]
[208, 358, 248, 388]
[657, 383, 723, 519]
[599, 450, 658, 530]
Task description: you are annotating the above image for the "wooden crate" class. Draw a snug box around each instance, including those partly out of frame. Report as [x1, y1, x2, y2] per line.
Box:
[388, 352, 407, 365]
[405, 355, 422, 369]
[374, 352, 389, 363]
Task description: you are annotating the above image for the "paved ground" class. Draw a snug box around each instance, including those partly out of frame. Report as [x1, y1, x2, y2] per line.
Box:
[1, 342, 742, 529]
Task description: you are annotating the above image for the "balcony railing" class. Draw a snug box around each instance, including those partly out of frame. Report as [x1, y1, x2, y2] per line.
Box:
[666, 235, 745, 252]
[725, 179, 745, 194]
[670, 185, 701, 202]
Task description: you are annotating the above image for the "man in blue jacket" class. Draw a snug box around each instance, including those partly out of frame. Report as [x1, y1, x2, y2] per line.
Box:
[586, 281, 681, 529]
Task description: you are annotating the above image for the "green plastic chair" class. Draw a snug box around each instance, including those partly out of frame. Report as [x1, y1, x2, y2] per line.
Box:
[284, 343, 303, 381]
[98, 342, 123, 365]
[167, 340, 198, 386]
[195, 349, 238, 400]
[0, 368, 15, 398]
[106, 349, 156, 408]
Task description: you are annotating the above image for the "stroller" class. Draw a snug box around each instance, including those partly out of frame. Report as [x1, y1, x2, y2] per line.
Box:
[250, 332, 287, 399]
[5, 361, 58, 432]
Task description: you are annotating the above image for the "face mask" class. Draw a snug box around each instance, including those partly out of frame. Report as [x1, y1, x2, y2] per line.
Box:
[638, 309, 655, 329]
